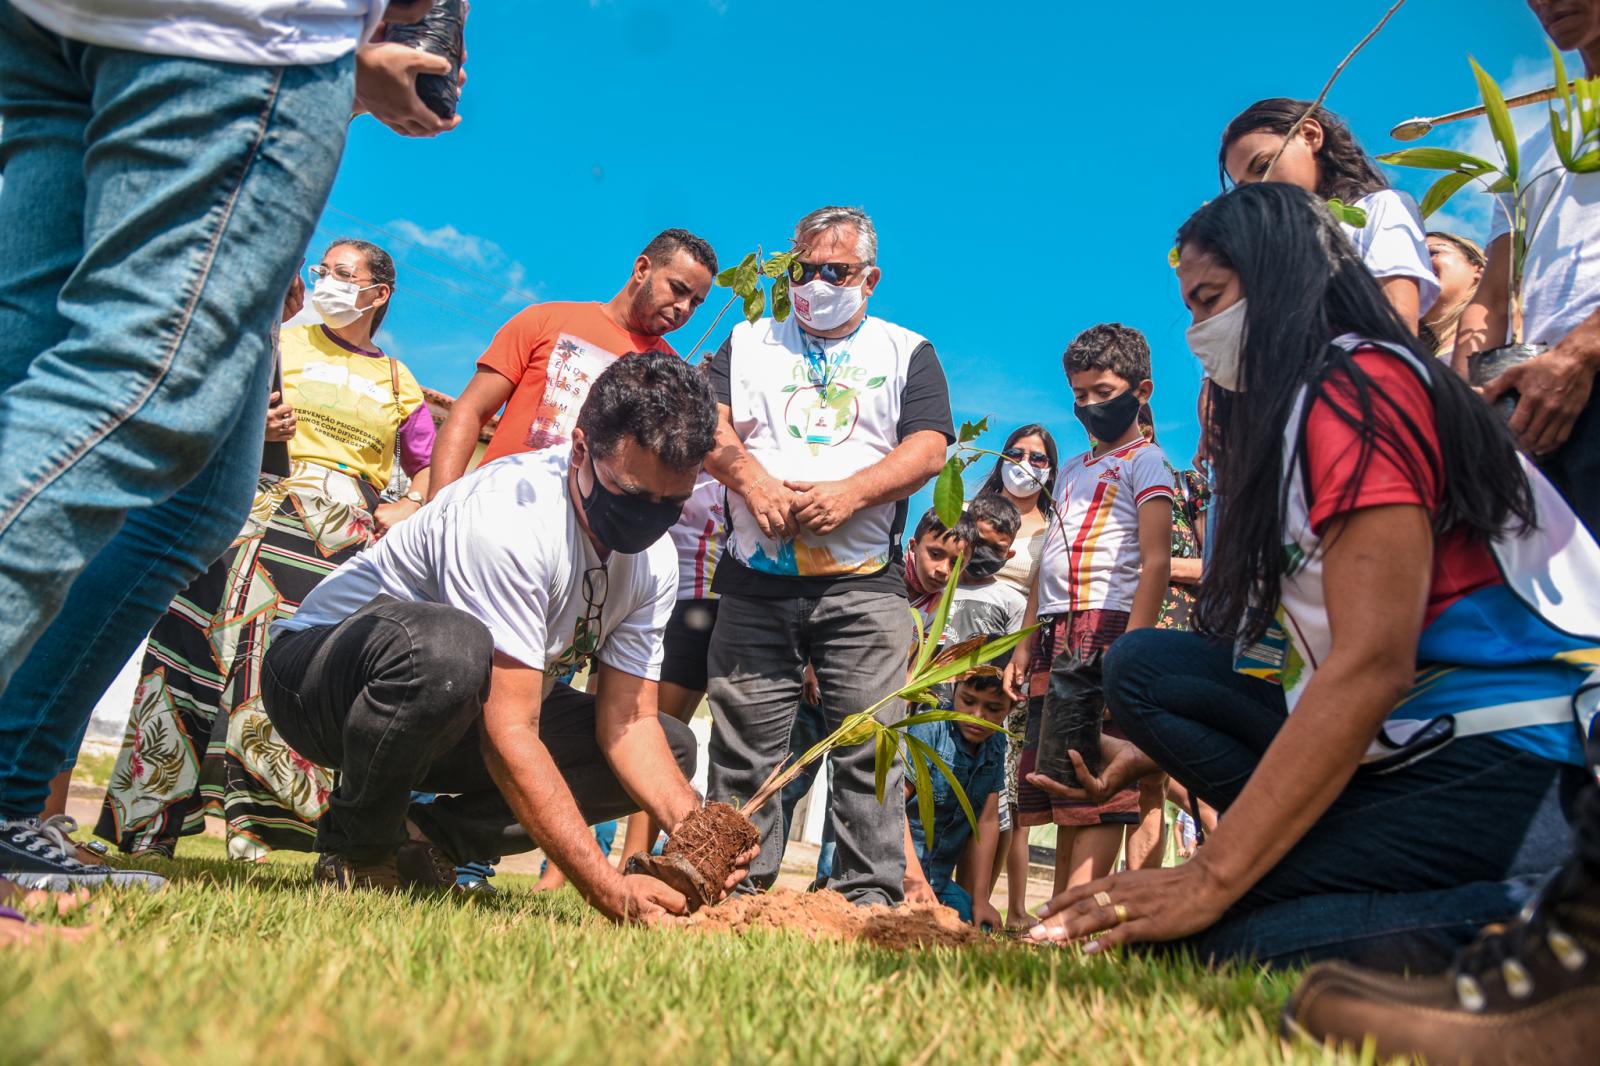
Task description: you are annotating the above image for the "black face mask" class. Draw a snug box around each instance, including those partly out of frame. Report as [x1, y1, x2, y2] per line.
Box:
[965, 542, 1008, 579]
[579, 454, 684, 555]
[1073, 389, 1142, 444]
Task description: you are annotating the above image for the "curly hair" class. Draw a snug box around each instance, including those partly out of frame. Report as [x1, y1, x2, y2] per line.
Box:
[576, 351, 717, 473]
[1219, 98, 1389, 203]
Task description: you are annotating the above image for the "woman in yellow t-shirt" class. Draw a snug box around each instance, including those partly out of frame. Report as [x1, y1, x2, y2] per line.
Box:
[99, 239, 436, 860]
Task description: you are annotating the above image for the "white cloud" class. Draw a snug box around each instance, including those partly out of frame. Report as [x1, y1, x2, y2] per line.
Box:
[385, 219, 539, 306]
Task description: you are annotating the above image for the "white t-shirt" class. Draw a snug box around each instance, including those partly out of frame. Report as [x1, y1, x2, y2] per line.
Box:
[11, 1, 386, 65]
[276, 448, 679, 685]
[668, 473, 726, 601]
[1343, 189, 1440, 318]
[1488, 125, 1600, 346]
[1035, 438, 1175, 616]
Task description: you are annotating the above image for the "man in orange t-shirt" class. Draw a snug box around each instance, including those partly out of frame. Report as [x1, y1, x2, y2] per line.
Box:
[428, 228, 717, 496]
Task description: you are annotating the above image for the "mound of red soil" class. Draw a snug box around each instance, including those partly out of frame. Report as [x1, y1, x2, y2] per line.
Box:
[684, 888, 986, 950]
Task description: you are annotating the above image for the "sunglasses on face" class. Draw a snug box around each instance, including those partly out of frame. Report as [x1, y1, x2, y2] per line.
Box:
[793, 261, 871, 286]
[1003, 447, 1051, 468]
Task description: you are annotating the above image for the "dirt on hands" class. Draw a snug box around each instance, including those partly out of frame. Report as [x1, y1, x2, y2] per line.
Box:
[624, 802, 759, 910]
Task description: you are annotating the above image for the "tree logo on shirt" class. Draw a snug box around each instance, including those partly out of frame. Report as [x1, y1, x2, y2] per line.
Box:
[779, 365, 888, 455]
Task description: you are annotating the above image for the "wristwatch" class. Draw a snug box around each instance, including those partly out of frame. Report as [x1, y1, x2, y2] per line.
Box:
[402, 491, 425, 505]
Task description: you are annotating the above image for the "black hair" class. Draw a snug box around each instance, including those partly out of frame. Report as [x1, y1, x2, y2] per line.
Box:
[975, 423, 1058, 518]
[640, 228, 718, 276]
[966, 493, 1021, 539]
[323, 237, 396, 331]
[1175, 183, 1533, 643]
[576, 351, 717, 474]
[1063, 323, 1152, 386]
[955, 671, 1006, 696]
[912, 506, 970, 544]
[1218, 99, 1388, 203]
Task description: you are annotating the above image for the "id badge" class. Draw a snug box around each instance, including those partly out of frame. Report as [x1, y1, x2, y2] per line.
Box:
[805, 407, 835, 446]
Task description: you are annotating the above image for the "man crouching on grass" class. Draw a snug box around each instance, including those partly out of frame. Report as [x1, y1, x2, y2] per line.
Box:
[260, 352, 751, 922]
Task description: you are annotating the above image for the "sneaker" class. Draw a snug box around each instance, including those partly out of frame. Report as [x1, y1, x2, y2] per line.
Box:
[395, 839, 464, 896]
[312, 850, 404, 892]
[39, 814, 108, 865]
[1282, 862, 1600, 1065]
[453, 859, 498, 896]
[0, 816, 165, 892]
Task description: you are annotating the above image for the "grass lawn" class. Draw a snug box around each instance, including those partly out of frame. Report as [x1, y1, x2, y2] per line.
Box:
[0, 832, 1372, 1065]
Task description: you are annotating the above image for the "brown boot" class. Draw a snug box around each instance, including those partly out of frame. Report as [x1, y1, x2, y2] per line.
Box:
[1283, 864, 1600, 1065]
[395, 839, 463, 896]
[312, 851, 404, 892]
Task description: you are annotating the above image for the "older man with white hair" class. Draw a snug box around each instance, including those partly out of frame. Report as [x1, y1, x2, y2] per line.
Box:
[703, 205, 953, 905]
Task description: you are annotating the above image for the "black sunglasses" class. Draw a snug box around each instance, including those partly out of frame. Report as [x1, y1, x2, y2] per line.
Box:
[1003, 447, 1051, 468]
[793, 261, 872, 285]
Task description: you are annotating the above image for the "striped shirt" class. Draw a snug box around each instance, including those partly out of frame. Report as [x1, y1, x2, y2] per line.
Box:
[1036, 438, 1175, 615]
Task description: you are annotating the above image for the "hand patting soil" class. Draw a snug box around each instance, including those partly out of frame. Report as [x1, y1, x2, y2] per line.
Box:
[685, 888, 986, 949]
[625, 802, 758, 910]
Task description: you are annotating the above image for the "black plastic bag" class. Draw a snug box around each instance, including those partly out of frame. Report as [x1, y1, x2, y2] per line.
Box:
[384, 0, 467, 120]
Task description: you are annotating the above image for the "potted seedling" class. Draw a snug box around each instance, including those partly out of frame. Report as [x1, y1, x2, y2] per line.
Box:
[1379, 46, 1600, 414]
[626, 536, 1032, 910]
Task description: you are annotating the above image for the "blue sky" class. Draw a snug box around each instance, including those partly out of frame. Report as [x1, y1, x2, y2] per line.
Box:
[322, 0, 1554, 504]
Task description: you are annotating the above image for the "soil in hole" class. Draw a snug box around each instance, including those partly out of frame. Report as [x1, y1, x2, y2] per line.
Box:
[624, 801, 758, 910]
[685, 888, 989, 950]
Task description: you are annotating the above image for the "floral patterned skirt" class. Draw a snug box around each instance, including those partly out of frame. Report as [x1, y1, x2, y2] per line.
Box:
[96, 464, 375, 858]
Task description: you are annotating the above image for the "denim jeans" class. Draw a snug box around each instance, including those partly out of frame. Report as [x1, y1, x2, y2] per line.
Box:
[779, 700, 836, 884]
[0, 4, 354, 817]
[707, 588, 913, 905]
[261, 597, 697, 863]
[1105, 629, 1583, 970]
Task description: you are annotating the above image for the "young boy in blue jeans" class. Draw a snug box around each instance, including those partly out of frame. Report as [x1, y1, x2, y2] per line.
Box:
[902, 671, 1011, 928]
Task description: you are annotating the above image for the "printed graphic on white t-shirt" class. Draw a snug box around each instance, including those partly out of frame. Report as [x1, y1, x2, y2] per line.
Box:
[669, 473, 727, 600]
[1036, 439, 1176, 615]
[276, 448, 678, 685]
[524, 334, 624, 452]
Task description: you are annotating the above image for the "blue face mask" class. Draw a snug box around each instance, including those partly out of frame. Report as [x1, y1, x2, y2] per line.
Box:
[579, 454, 684, 554]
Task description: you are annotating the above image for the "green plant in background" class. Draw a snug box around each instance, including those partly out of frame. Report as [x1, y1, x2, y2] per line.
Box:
[933, 417, 994, 526]
[1378, 45, 1600, 343]
[740, 536, 1034, 845]
[686, 245, 805, 358]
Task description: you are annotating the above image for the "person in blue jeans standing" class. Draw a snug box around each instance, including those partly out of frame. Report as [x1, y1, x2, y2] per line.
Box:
[0, 0, 458, 893]
[902, 673, 1010, 928]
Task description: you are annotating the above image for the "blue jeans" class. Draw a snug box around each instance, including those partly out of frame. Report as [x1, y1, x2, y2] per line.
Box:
[779, 700, 836, 884]
[1105, 629, 1582, 970]
[0, 4, 354, 817]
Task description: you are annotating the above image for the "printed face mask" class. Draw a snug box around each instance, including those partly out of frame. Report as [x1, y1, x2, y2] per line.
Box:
[311, 275, 381, 329]
[580, 455, 684, 555]
[1186, 297, 1248, 392]
[791, 277, 865, 332]
[1073, 388, 1142, 444]
[964, 542, 1008, 579]
[1000, 459, 1048, 497]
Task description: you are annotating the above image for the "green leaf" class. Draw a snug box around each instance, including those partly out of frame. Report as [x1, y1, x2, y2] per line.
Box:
[905, 733, 980, 839]
[899, 709, 1010, 734]
[715, 265, 742, 288]
[903, 688, 941, 707]
[781, 384, 799, 393]
[866, 375, 886, 388]
[907, 604, 925, 653]
[1325, 198, 1368, 228]
[1167, 246, 1181, 269]
[1375, 147, 1499, 174]
[1549, 43, 1576, 167]
[903, 738, 938, 849]
[957, 416, 990, 444]
[771, 276, 791, 322]
[742, 288, 766, 323]
[873, 728, 895, 805]
[1486, 175, 1515, 193]
[761, 256, 788, 278]
[1471, 55, 1518, 180]
[901, 625, 1038, 696]
[933, 457, 965, 528]
[787, 424, 802, 438]
[913, 544, 965, 679]
[1419, 171, 1478, 218]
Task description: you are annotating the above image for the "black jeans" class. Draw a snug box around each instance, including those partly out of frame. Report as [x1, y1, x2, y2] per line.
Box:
[1104, 629, 1583, 970]
[260, 596, 696, 864]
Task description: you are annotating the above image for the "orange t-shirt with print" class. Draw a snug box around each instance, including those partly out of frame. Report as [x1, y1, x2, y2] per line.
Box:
[477, 301, 676, 464]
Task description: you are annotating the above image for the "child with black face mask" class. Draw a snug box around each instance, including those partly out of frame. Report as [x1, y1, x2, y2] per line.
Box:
[1003, 322, 1175, 896]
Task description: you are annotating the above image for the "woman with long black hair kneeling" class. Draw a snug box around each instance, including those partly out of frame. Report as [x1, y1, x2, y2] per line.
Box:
[1025, 182, 1600, 970]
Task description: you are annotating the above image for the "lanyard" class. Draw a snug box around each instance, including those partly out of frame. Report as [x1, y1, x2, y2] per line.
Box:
[799, 321, 863, 393]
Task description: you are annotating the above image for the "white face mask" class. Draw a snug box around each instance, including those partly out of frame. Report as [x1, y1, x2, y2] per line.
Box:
[311, 275, 381, 329]
[1000, 459, 1048, 497]
[1185, 297, 1248, 392]
[791, 277, 866, 332]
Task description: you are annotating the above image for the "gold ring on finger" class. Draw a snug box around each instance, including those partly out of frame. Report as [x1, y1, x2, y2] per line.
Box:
[1113, 903, 1130, 926]
[1092, 891, 1112, 907]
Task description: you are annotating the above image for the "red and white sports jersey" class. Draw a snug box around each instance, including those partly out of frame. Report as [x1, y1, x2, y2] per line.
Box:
[1036, 438, 1175, 615]
[668, 473, 727, 601]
